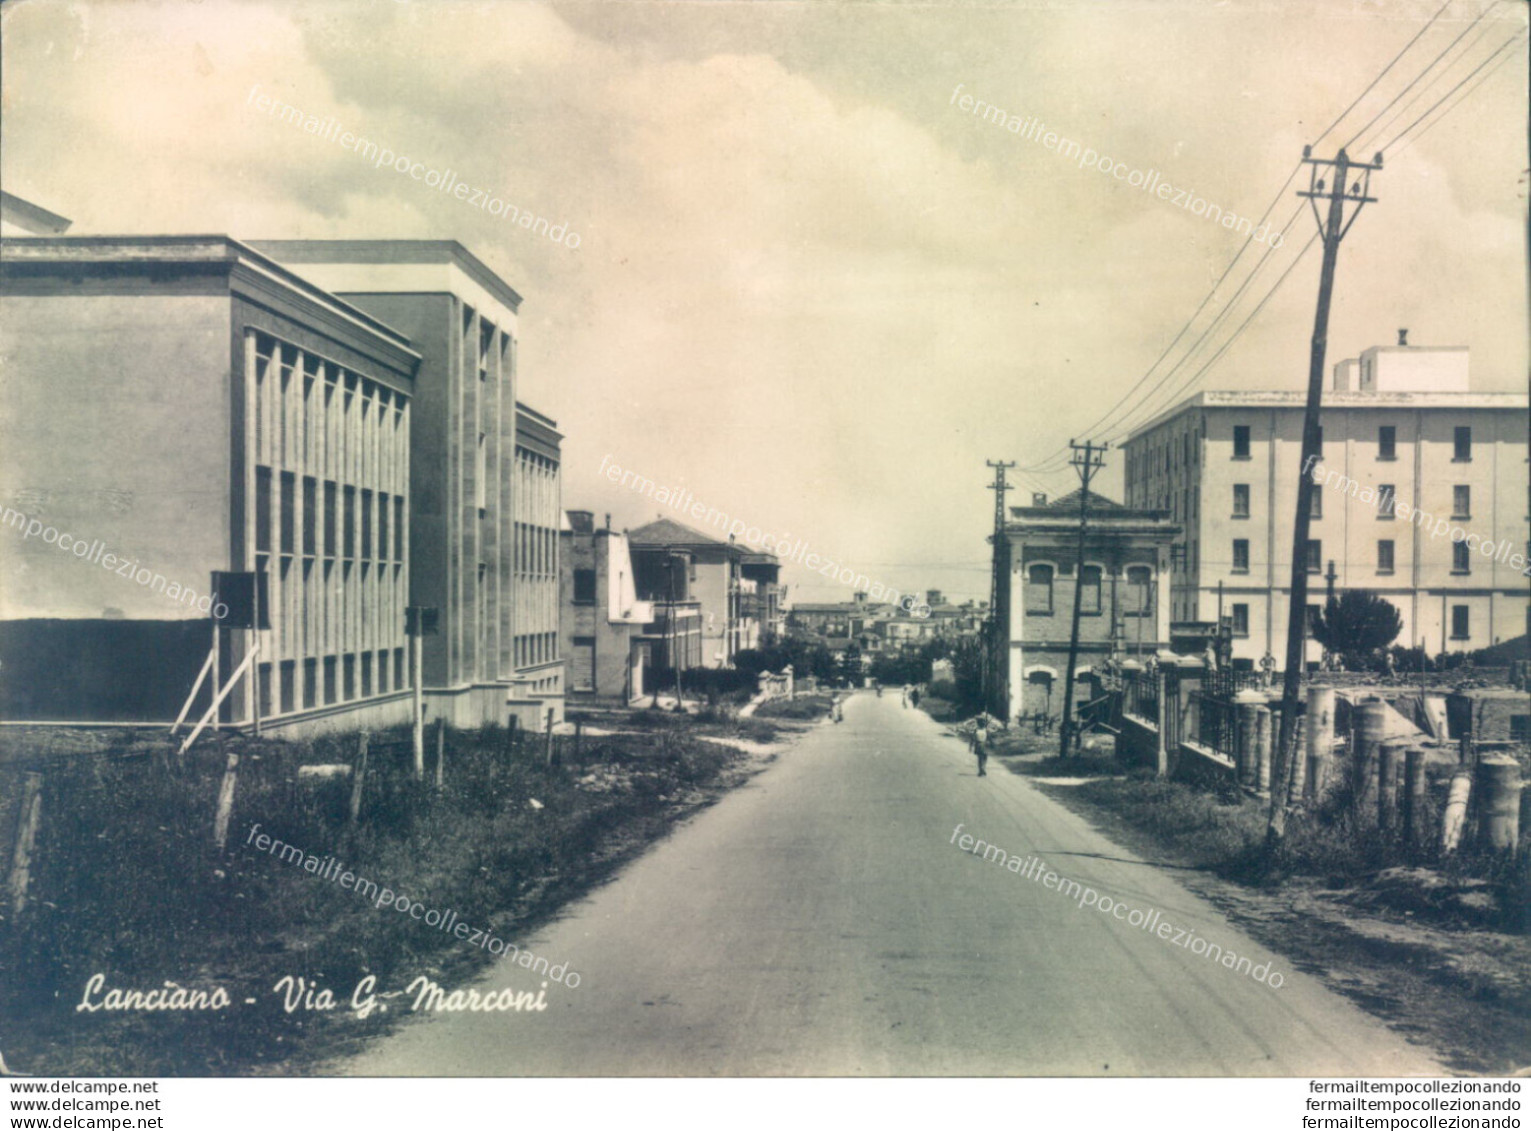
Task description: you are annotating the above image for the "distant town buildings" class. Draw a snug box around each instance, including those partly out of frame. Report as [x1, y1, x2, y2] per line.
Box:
[1122, 337, 1530, 663]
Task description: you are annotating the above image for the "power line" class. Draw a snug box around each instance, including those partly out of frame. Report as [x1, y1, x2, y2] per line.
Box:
[1352, 17, 1506, 153]
[1395, 32, 1525, 151]
[1380, 29, 1528, 153]
[1016, 4, 1470, 475]
[1341, 0, 1502, 150]
[1311, 0, 1458, 145]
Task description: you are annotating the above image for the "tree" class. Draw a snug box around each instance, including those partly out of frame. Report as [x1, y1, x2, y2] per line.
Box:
[1311, 590, 1403, 664]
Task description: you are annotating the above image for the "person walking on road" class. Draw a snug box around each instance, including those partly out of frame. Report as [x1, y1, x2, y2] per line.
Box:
[971, 716, 989, 777]
[832, 696, 843, 724]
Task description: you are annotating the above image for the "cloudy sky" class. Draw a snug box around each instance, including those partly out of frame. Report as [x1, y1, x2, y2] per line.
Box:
[2, 0, 1525, 602]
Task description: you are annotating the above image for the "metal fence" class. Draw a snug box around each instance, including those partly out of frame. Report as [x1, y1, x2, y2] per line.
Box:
[1124, 671, 1159, 724]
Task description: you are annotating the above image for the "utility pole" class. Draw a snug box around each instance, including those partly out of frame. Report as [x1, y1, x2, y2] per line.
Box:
[986, 460, 1016, 719]
[1269, 146, 1381, 855]
[1059, 439, 1108, 758]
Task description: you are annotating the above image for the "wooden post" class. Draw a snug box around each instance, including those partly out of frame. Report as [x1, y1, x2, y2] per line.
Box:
[411, 632, 425, 781]
[1353, 700, 1387, 822]
[1304, 686, 1334, 803]
[544, 707, 556, 767]
[1403, 747, 1427, 858]
[7, 773, 44, 917]
[1476, 756, 1523, 852]
[434, 718, 446, 789]
[212, 751, 240, 850]
[1439, 767, 1472, 855]
[1378, 739, 1404, 832]
[348, 732, 370, 825]
[506, 713, 519, 759]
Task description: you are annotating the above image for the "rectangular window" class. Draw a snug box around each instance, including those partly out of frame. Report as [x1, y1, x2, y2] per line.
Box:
[1232, 425, 1251, 460]
[1306, 540, 1322, 574]
[302, 477, 317, 556]
[1452, 485, 1470, 519]
[1378, 425, 1396, 460]
[1378, 485, 1396, 519]
[1231, 603, 1249, 637]
[1232, 484, 1250, 518]
[361, 489, 373, 558]
[255, 468, 272, 554]
[1453, 426, 1471, 461]
[1026, 564, 1054, 615]
[279, 472, 295, 555]
[1452, 540, 1470, 574]
[1315, 424, 1323, 455]
[343, 487, 356, 559]
[1451, 604, 1469, 640]
[1080, 565, 1103, 615]
[394, 497, 405, 560]
[324, 481, 338, 555]
[1310, 483, 1322, 520]
[1232, 539, 1250, 573]
[1377, 540, 1395, 574]
[573, 568, 597, 604]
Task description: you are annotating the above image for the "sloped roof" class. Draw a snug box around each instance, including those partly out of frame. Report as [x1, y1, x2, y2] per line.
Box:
[629, 517, 738, 552]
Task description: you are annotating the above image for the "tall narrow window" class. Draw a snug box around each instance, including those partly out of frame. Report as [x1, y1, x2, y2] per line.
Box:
[1310, 482, 1322, 519]
[1026, 565, 1054, 615]
[1378, 485, 1396, 519]
[1451, 604, 1469, 640]
[1079, 565, 1103, 615]
[1232, 539, 1250, 573]
[1377, 540, 1395, 574]
[1452, 485, 1470, 519]
[1453, 426, 1471, 461]
[1233, 425, 1251, 460]
[1126, 565, 1152, 615]
[1232, 484, 1250, 518]
[1306, 540, 1322, 574]
[1452, 541, 1470, 574]
[1378, 425, 1396, 460]
[1231, 603, 1249, 637]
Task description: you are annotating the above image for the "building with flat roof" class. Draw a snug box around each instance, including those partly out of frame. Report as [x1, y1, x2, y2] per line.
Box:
[993, 489, 1178, 724]
[1122, 338, 1529, 664]
[560, 510, 653, 700]
[0, 235, 420, 730]
[251, 240, 564, 728]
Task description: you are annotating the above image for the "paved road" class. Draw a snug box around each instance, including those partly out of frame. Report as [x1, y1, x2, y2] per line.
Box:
[345, 693, 1442, 1076]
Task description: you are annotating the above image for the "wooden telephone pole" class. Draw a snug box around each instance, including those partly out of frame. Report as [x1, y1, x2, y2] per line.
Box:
[1059, 440, 1108, 758]
[986, 460, 1016, 719]
[1268, 147, 1381, 853]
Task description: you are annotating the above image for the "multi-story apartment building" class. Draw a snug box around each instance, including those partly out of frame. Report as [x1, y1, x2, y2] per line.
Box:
[628, 518, 779, 668]
[1122, 338, 1529, 663]
[0, 236, 420, 731]
[251, 241, 564, 728]
[996, 490, 1178, 723]
[559, 510, 653, 700]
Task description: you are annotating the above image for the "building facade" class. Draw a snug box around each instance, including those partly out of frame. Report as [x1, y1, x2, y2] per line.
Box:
[250, 241, 564, 728]
[628, 518, 778, 669]
[996, 490, 1178, 723]
[510, 403, 565, 724]
[1122, 340, 1530, 663]
[559, 510, 652, 700]
[0, 236, 420, 732]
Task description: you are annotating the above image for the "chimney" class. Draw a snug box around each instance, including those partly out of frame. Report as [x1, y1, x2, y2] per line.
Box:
[1032, 492, 1047, 506]
[1398, 328, 1409, 347]
[604, 513, 611, 530]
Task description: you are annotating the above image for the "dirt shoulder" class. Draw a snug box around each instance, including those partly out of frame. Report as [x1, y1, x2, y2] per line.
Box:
[0, 713, 814, 1077]
[991, 741, 1531, 1077]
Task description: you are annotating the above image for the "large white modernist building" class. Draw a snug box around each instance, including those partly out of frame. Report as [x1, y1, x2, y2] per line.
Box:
[1122, 337, 1529, 664]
